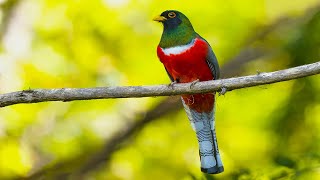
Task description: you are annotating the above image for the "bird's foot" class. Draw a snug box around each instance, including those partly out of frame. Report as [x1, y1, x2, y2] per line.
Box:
[189, 79, 200, 89]
[219, 86, 227, 95]
[168, 81, 177, 89]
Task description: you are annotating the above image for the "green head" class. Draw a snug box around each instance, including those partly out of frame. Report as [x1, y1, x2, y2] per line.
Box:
[154, 10, 197, 48]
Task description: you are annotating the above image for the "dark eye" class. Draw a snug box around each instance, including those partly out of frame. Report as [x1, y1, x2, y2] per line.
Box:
[168, 12, 176, 18]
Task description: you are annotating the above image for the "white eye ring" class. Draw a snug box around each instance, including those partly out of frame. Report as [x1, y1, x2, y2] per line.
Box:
[168, 12, 176, 18]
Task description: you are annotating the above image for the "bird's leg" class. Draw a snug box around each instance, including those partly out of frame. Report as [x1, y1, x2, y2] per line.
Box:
[189, 79, 200, 89]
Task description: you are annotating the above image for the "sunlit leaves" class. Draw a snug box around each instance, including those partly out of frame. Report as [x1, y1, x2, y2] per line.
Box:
[0, 0, 319, 179]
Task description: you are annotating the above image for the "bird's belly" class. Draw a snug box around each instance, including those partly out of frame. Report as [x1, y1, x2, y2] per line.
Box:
[157, 38, 215, 113]
[182, 93, 215, 113]
[163, 52, 213, 83]
[160, 48, 215, 112]
[166, 54, 215, 112]
[164, 55, 215, 112]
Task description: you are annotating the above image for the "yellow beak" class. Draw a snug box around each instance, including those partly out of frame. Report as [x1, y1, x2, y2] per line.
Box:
[153, 15, 167, 22]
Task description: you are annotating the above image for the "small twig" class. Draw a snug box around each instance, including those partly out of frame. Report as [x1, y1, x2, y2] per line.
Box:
[219, 87, 227, 96]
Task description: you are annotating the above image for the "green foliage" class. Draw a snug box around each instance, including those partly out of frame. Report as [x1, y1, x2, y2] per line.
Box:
[0, 0, 319, 179]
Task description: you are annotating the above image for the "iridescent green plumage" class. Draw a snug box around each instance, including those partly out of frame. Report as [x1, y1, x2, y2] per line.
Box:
[158, 10, 197, 48]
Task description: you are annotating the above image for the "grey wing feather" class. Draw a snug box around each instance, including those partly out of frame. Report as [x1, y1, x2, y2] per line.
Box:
[197, 34, 220, 79]
[206, 47, 220, 79]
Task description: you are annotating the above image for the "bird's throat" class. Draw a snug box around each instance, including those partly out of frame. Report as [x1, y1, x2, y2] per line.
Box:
[159, 25, 197, 48]
[161, 38, 196, 56]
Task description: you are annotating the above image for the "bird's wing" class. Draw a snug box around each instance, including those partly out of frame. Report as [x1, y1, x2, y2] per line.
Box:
[198, 35, 220, 80]
[206, 47, 220, 80]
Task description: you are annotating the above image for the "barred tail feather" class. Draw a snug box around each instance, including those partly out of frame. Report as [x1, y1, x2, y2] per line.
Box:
[182, 98, 224, 174]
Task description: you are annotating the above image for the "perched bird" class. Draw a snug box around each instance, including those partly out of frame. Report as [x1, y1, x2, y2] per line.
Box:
[154, 10, 224, 174]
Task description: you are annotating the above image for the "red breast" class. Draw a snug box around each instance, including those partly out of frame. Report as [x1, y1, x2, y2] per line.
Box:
[157, 38, 215, 113]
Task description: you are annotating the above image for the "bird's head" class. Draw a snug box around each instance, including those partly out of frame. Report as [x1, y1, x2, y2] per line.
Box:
[153, 10, 193, 30]
[153, 10, 196, 48]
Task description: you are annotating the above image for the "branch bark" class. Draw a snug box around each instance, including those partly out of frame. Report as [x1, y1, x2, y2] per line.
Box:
[1, 61, 319, 108]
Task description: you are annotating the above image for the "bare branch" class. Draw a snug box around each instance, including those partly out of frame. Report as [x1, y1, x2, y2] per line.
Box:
[1, 61, 319, 108]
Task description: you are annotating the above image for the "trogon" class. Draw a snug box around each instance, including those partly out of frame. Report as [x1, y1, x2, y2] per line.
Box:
[154, 10, 224, 174]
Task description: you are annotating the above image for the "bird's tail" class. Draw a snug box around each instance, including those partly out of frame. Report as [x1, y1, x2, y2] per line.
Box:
[182, 98, 224, 174]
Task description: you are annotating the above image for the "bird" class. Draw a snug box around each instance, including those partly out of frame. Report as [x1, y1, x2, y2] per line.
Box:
[153, 10, 224, 174]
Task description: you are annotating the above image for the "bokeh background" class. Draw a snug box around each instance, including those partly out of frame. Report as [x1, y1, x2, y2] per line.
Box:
[0, 0, 319, 179]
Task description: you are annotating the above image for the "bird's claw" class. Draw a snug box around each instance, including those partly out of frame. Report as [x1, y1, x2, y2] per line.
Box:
[168, 81, 177, 89]
[219, 86, 227, 95]
[189, 79, 200, 89]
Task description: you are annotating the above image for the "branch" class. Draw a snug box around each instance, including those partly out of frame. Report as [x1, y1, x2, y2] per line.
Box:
[1, 61, 319, 108]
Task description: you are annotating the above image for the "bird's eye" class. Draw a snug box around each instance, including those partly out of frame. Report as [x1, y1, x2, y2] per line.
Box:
[168, 12, 176, 18]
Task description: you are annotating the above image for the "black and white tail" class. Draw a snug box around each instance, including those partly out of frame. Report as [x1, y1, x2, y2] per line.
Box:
[182, 98, 224, 174]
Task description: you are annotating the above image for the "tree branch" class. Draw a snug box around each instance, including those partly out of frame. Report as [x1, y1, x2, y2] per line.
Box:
[1, 61, 319, 108]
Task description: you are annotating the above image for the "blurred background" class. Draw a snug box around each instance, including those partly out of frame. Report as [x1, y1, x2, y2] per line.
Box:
[0, 0, 319, 179]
